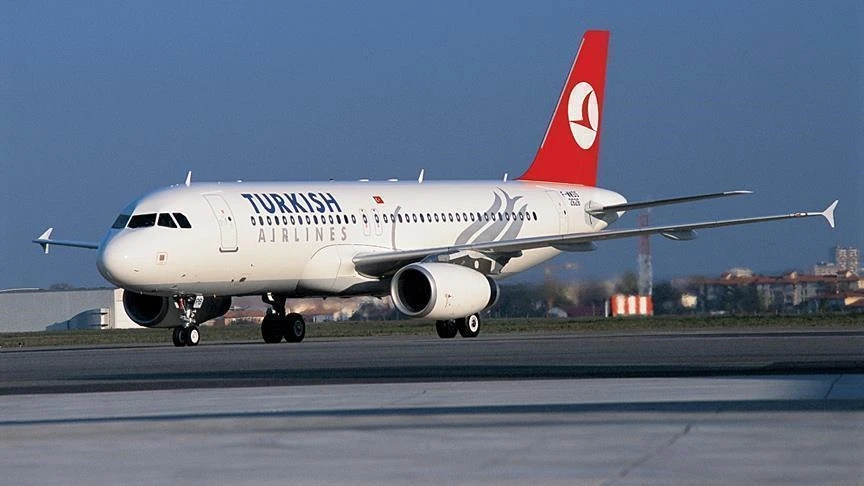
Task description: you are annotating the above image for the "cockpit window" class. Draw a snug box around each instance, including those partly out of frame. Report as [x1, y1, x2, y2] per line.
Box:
[173, 213, 192, 229]
[112, 214, 131, 229]
[157, 213, 178, 228]
[127, 213, 157, 228]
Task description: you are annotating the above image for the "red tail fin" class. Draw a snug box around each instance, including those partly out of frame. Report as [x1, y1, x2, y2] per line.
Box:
[518, 30, 609, 186]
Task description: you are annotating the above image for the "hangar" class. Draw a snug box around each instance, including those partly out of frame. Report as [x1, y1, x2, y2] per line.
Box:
[0, 288, 138, 332]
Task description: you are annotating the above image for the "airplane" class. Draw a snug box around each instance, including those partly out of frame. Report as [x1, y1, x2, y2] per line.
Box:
[34, 30, 838, 347]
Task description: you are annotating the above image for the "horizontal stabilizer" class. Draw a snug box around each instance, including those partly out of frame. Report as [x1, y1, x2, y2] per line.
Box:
[586, 190, 752, 216]
[33, 228, 99, 254]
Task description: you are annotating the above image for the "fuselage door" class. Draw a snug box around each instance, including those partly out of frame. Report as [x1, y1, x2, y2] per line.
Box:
[203, 194, 239, 253]
[545, 191, 569, 234]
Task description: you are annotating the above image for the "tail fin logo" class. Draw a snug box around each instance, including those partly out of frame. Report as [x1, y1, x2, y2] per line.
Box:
[567, 81, 598, 149]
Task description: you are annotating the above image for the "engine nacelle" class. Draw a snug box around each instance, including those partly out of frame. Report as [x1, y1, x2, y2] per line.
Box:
[122, 291, 231, 328]
[390, 263, 499, 320]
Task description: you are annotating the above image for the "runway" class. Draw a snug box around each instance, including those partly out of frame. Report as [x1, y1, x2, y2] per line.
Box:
[2, 330, 864, 395]
[2, 331, 863, 484]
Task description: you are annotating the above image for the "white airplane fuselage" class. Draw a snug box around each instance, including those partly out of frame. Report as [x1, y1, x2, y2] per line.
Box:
[96, 180, 625, 297]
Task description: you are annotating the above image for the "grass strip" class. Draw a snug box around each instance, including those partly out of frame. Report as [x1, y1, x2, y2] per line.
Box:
[1, 314, 862, 349]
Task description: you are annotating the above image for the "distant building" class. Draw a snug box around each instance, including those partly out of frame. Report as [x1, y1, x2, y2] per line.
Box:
[813, 262, 839, 276]
[815, 246, 859, 276]
[0, 288, 138, 332]
[695, 271, 864, 314]
[834, 246, 859, 274]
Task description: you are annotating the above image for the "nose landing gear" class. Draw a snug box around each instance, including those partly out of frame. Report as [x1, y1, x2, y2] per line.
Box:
[171, 325, 200, 347]
[171, 295, 204, 347]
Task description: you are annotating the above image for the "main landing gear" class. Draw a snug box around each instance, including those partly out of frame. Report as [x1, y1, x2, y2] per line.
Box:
[435, 313, 481, 339]
[261, 294, 306, 344]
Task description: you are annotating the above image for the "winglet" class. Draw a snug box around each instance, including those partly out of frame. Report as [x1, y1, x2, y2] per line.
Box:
[35, 228, 54, 254]
[821, 200, 838, 229]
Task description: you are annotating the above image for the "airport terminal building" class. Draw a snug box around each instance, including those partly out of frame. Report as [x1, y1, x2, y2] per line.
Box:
[0, 288, 139, 332]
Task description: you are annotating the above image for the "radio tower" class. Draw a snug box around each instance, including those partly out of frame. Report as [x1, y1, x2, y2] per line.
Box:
[637, 212, 653, 296]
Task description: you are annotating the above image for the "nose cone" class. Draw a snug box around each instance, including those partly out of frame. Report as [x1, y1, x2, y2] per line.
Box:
[97, 233, 145, 288]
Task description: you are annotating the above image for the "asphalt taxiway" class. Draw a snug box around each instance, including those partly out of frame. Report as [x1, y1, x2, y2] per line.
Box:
[1, 331, 863, 484]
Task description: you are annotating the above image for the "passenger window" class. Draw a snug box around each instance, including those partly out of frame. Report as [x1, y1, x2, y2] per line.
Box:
[128, 213, 157, 228]
[157, 213, 178, 228]
[112, 214, 131, 229]
[412, 214, 417, 223]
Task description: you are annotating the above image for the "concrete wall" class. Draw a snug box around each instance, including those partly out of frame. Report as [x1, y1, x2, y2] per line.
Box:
[0, 289, 139, 332]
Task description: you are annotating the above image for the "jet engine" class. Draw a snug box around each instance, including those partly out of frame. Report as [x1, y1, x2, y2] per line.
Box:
[390, 262, 499, 320]
[122, 291, 231, 328]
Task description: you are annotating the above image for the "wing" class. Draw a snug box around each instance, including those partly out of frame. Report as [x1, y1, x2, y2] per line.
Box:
[33, 228, 99, 254]
[352, 200, 838, 278]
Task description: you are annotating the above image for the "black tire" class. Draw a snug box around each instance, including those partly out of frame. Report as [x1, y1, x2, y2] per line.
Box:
[172, 327, 186, 347]
[435, 320, 458, 339]
[457, 314, 481, 338]
[283, 313, 306, 343]
[261, 315, 283, 343]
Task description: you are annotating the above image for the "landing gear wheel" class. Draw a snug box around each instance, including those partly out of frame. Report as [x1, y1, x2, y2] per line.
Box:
[261, 314, 283, 343]
[457, 313, 481, 338]
[435, 319, 458, 339]
[283, 313, 306, 343]
[172, 327, 186, 347]
[182, 325, 200, 347]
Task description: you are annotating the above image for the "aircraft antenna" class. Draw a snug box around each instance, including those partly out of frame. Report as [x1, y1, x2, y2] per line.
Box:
[185, 171, 192, 187]
[418, 169, 425, 184]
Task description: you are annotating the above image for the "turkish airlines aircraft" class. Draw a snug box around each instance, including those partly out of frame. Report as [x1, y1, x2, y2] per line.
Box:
[35, 31, 837, 347]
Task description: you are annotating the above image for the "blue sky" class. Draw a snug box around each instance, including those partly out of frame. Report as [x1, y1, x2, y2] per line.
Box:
[1, 1, 861, 289]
